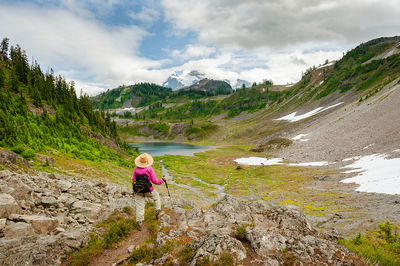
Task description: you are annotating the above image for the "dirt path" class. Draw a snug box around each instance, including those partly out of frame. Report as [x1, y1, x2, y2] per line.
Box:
[89, 228, 150, 266]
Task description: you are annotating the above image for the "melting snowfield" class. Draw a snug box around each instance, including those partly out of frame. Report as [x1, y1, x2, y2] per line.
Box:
[292, 134, 309, 142]
[234, 157, 283, 166]
[234, 157, 329, 167]
[341, 154, 400, 195]
[275, 102, 343, 122]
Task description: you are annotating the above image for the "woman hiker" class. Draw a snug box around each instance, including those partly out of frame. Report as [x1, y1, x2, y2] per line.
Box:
[133, 153, 166, 230]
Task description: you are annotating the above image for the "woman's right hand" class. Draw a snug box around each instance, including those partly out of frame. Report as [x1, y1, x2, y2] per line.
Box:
[162, 176, 167, 182]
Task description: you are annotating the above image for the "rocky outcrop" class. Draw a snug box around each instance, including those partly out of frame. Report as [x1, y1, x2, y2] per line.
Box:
[156, 196, 364, 265]
[0, 149, 30, 169]
[190, 235, 246, 265]
[0, 168, 134, 266]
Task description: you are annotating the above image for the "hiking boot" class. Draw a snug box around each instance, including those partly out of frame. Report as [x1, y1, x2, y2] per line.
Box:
[155, 210, 164, 220]
[137, 221, 143, 231]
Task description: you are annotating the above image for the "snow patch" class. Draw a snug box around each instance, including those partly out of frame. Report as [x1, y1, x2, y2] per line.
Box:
[341, 154, 400, 195]
[289, 161, 329, 167]
[292, 134, 309, 142]
[275, 102, 343, 122]
[234, 157, 283, 166]
[363, 144, 374, 150]
[122, 107, 136, 111]
[342, 156, 361, 162]
[234, 157, 329, 167]
[317, 62, 334, 69]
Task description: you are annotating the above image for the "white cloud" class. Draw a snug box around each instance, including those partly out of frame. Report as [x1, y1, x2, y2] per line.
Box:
[0, 4, 170, 94]
[129, 6, 161, 26]
[171, 44, 216, 59]
[166, 48, 343, 85]
[1, 0, 397, 97]
[162, 0, 400, 49]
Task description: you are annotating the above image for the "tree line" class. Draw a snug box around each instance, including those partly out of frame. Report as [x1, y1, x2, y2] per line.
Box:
[0, 37, 133, 161]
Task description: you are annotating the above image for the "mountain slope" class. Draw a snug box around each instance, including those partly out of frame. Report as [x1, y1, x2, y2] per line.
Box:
[117, 36, 400, 146]
[92, 83, 171, 110]
[181, 78, 232, 94]
[0, 38, 135, 161]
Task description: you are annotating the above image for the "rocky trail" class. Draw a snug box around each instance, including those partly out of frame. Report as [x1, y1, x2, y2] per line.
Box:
[88, 228, 150, 266]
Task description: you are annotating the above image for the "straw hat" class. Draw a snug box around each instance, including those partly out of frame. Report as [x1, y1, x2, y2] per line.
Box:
[135, 153, 154, 168]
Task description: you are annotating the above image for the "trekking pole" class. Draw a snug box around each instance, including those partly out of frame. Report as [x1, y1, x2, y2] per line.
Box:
[163, 176, 171, 198]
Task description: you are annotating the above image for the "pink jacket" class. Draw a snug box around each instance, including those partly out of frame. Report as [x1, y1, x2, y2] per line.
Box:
[132, 166, 164, 192]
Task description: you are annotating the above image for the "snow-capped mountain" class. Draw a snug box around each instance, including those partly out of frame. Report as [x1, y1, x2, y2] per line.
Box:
[162, 70, 206, 90]
[162, 70, 251, 90]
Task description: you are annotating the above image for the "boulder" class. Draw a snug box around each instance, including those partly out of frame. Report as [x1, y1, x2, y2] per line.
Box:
[8, 214, 58, 234]
[0, 193, 21, 218]
[57, 193, 76, 208]
[0, 218, 6, 237]
[72, 201, 103, 220]
[41, 196, 58, 207]
[245, 226, 288, 257]
[4, 222, 35, 238]
[61, 228, 90, 249]
[10, 179, 32, 201]
[0, 180, 15, 194]
[57, 180, 72, 192]
[190, 235, 246, 265]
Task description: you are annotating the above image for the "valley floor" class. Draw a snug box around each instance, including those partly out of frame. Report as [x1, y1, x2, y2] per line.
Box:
[152, 146, 400, 237]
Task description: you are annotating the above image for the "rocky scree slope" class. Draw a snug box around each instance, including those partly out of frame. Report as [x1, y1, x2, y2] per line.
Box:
[0, 149, 134, 265]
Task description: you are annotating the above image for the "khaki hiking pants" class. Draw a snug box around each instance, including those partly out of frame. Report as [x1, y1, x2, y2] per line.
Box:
[134, 189, 161, 222]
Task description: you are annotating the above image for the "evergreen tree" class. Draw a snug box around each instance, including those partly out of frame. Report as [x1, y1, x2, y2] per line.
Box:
[0, 38, 9, 60]
[10, 69, 19, 93]
[0, 68, 4, 88]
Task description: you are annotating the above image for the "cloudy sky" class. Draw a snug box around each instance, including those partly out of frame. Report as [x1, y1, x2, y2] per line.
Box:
[0, 0, 399, 95]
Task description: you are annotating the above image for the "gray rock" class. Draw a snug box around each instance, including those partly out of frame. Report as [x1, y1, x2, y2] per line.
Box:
[41, 196, 58, 207]
[4, 221, 35, 238]
[190, 235, 246, 265]
[245, 226, 287, 257]
[57, 180, 72, 192]
[57, 193, 76, 207]
[72, 201, 103, 220]
[0, 218, 6, 230]
[0, 218, 6, 237]
[54, 227, 66, 235]
[127, 244, 136, 253]
[0, 193, 21, 218]
[0, 181, 15, 194]
[8, 214, 59, 234]
[62, 228, 90, 249]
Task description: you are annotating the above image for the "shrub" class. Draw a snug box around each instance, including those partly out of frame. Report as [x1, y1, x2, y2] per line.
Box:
[122, 206, 133, 215]
[236, 224, 252, 240]
[177, 244, 195, 265]
[11, 145, 25, 154]
[21, 149, 35, 160]
[149, 122, 169, 134]
[261, 137, 293, 151]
